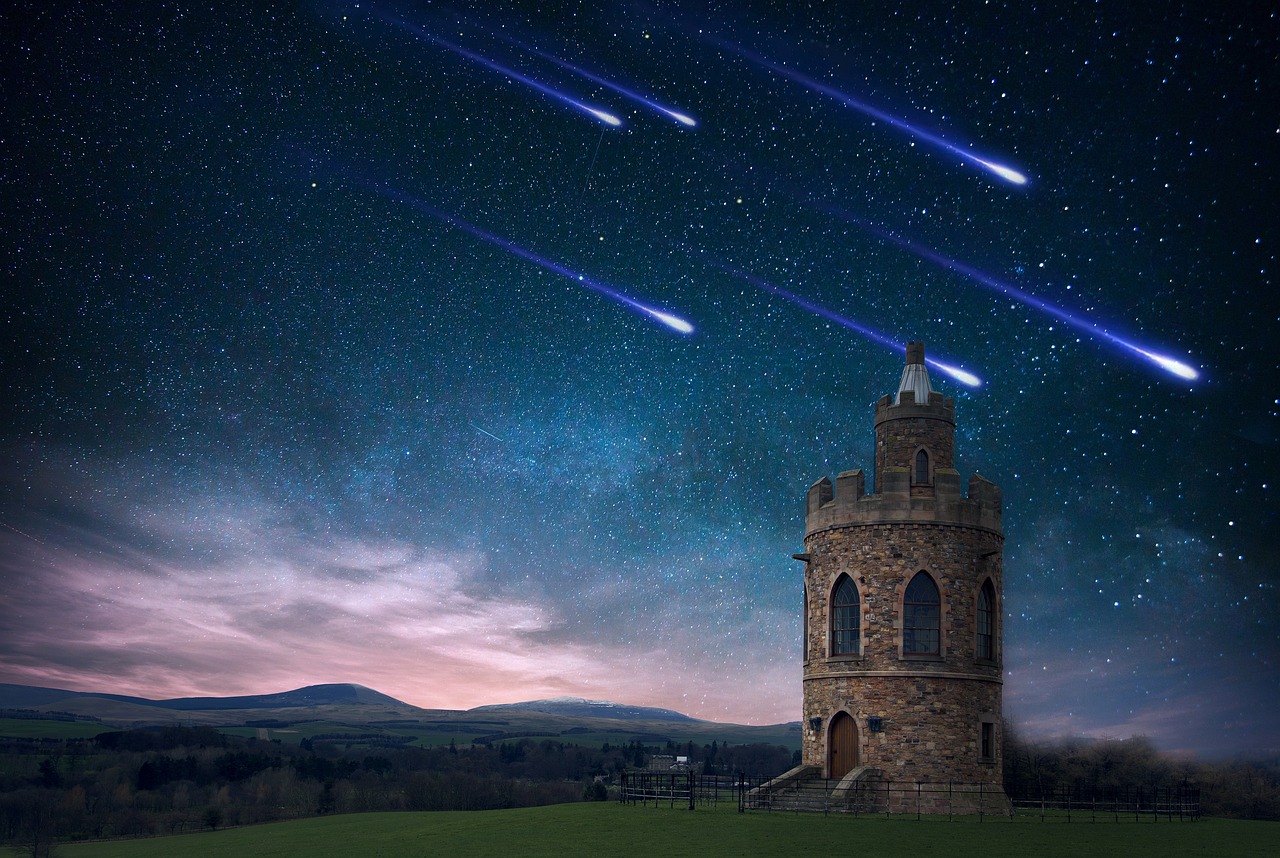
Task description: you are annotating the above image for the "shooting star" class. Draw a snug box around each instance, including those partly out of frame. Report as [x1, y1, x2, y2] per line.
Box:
[374, 184, 693, 335]
[495, 34, 697, 126]
[0, 519, 45, 545]
[710, 37, 1027, 186]
[371, 9, 623, 127]
[471, 424, 505, 442]
[714, 262, 982, 387]
[826, 210, 1199, 382]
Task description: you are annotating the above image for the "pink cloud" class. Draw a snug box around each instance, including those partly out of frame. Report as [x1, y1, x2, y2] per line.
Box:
[0, 504, 799, 725]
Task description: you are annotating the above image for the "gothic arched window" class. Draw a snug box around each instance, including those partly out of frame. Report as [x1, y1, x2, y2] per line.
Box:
[976, 579, 995, 661]
[830, 575, 860, 656]
[903, 572, 940, 655]
[915, 449, 930, 484]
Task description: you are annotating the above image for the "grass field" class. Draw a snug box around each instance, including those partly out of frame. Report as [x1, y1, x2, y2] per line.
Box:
[59, 802, 1276, 857]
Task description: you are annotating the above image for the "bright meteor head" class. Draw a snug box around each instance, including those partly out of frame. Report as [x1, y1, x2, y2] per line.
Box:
[927, 360, 983, 388]
[589, 108, 624, 127]
[975, 158, 1029, 186]
[647, 309, 695, 334]
[1137, 349, 1199, 381]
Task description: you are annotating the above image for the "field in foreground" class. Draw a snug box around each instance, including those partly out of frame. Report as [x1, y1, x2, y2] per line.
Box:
[61, 802, 1275, 858]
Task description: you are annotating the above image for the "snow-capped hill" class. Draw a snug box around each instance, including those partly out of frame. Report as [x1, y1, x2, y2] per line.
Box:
[471, 697, 700, 722]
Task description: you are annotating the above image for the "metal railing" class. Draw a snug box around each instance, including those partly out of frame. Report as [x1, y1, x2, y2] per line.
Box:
[618, 771, 1200, 821]
[743, 776, 1012, 818]
[1011, 784, 1201, 822]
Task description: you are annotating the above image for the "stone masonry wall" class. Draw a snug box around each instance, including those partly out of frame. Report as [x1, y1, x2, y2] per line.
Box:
[801, 521, 1003, 784]
[874, 412, 955, 494]
[801, 674, 1003, 784]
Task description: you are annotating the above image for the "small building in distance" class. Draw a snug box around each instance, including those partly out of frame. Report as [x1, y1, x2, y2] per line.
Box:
[783, 341, 1008, 813]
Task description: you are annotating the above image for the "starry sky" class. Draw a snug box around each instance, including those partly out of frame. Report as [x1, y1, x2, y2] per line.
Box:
[1, 1, 1276, 758]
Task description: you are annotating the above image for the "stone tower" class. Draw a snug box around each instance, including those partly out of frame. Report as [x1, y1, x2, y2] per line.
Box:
[796, 342, 1005, 802]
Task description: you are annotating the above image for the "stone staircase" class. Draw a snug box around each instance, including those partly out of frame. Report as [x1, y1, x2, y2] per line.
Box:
[746, 765, 885, 814]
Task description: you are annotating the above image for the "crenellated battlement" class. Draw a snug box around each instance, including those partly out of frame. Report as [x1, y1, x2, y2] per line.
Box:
[873, 389, 955, 424]
[805, 467, 1002, 537]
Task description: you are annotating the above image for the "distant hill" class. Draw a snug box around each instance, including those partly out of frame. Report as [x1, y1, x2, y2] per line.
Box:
[0, 682, 405, 711]
[471, 697, 701, 722]
[0, 683, 800, 750]
[0, 685, 702, 723]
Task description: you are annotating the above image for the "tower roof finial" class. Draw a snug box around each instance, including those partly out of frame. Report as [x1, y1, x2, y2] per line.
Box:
[896, 340, 934, 404]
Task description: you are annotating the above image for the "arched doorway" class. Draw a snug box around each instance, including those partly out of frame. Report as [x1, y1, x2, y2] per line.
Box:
[827, 711, 859, 779]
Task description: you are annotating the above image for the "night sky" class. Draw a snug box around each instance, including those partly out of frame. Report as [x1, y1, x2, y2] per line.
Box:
[2, 1, 1276, 758]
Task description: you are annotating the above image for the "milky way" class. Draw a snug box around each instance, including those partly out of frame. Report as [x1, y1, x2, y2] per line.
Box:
[0, 1, 1275, 758]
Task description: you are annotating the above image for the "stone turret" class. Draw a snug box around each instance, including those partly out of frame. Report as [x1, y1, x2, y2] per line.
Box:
[796, 342, 1007, 812]
[873, 339, 955, 495]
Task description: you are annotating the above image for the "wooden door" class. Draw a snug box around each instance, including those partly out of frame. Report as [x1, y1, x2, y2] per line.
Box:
[827, 711, 859, 779]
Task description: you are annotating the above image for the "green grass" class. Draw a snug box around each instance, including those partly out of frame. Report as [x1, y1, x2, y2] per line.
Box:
[59, 803, 1275, 858]
[0, 718, 110, 739]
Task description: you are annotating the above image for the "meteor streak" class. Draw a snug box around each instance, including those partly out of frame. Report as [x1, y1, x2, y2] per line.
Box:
[711, 38, 1027, 186]
[470, 424, 505, 442]
[0, 519, 45, 545]
[374, 185, 693, 335]
[372, 10, 623, 127]
[495, 34, 697, 126]
[832, 212, 1200, 382]
[715, 263, 982, 387]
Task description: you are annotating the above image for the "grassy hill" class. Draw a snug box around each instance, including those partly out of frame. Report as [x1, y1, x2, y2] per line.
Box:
[58, 803, 1276, 858]
[0, 690, 801, 751]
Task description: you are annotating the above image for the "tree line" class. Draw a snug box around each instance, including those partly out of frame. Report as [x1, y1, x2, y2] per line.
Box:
[1002, 722, 1280, 820]
[3, 720, 1277, 854]
[0, 725, 795, 853]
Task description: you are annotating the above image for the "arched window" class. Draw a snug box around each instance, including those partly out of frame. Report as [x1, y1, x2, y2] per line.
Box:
[976, 579, 995, 661]
[914, 449, 930, 484]
[830, 575, 860, 656]
[903, 572, 940, 655]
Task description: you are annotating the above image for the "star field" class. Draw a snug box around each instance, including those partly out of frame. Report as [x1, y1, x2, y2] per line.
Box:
[1, 1, 1276, 757]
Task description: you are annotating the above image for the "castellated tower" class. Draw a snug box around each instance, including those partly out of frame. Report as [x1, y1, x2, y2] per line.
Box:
[796, 342, 1006, 808]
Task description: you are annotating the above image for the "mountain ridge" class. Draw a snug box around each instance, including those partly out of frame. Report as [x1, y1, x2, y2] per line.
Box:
[0, 682, 404, 711]
[471, 696, 701, 722]
[0, 683, 709, 723]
